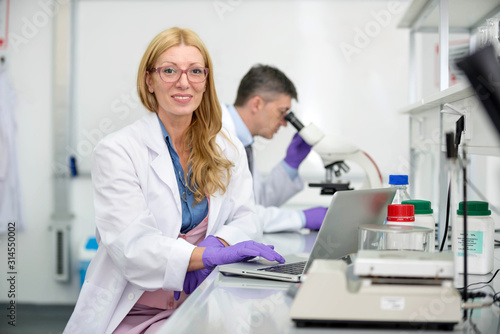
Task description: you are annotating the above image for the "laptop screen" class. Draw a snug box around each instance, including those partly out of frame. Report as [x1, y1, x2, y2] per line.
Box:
[304, 187, 395, 274]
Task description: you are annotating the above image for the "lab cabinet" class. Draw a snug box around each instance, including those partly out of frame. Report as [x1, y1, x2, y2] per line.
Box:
[399, 0, 500, 101]
[399, 0, 500, 248]
[403, 84, 500, 181]
[403, 84, 500, 249]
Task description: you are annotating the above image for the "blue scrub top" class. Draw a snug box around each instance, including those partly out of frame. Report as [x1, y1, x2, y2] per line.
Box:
[157, 115, 208, 233]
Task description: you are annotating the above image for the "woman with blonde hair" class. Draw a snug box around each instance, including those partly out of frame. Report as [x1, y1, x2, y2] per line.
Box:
[64, 27, 284, 334]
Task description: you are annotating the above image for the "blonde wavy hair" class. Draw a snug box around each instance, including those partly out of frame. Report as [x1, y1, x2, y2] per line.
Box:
[137, 27, 234, 203]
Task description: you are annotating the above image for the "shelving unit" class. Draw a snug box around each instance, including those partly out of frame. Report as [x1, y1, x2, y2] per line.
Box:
[399, 0, 500, 101]
[399, 0, 500, 31]
[398, 0, 500, 248]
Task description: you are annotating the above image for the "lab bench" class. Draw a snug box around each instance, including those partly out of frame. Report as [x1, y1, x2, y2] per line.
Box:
[157, 230, 500, 333]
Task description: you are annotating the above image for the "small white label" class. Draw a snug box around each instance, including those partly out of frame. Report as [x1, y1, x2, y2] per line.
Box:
[381, 297, 405, 310]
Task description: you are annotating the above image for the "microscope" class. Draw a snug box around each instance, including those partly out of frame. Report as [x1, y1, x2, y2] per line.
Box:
[284, 112, 383, 194]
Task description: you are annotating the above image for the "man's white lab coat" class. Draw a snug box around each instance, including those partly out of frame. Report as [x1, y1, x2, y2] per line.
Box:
[221, 104, 304, 232]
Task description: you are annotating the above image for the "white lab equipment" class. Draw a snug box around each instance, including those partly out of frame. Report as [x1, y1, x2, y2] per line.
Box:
[289, 250, 461, 330]
[284, 112, 383, 194]
[358, 224, 433, 252]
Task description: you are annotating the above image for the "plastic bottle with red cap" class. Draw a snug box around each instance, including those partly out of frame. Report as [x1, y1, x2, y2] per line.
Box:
[384, 204, 433, 251]
[385, 204, 415, 250]
[386, 204, 415, 225]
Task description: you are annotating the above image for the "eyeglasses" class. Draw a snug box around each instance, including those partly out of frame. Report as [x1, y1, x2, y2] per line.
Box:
[149, 66, 209, 83]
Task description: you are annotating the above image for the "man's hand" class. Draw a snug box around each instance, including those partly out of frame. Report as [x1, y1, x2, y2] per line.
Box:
[303, 206, 328, 230]
[284, 133, 312, 169]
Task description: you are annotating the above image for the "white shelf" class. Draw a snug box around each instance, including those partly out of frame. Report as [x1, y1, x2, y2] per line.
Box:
[401, 81, 500, 156]
[399, 82, 474, 114]
[466, 145, 500, 155]
[398, 0, 500, 30]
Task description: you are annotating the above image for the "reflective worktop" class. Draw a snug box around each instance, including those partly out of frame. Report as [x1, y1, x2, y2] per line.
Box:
[158, 230, 500, 334]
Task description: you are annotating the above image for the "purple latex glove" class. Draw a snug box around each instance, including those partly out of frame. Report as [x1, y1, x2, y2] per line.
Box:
[174, 236, 225, 300]
[284, 133, 312, 169]
[202, 240, 285, 271]
[303, 206, 328, 230]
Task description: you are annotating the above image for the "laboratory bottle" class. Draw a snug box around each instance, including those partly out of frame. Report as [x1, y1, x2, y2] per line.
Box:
[453, 201, 495, 275]
[388, 175, 411, 204]
[385, 204, 415, 250]
[402, 200, 436, 252]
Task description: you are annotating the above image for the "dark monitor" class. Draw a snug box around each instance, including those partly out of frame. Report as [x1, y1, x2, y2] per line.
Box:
[456, 44, 500, 140]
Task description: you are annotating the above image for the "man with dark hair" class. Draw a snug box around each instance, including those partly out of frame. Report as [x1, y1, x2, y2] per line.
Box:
[222, 64, 327, 232]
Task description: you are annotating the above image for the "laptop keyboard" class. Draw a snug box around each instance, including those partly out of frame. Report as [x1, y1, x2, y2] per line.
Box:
[257, 261, 307, 275]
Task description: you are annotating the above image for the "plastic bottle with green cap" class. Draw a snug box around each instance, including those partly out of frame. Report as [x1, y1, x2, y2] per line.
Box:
[453, 201, 494, 275]
[402, 200, 436, 252]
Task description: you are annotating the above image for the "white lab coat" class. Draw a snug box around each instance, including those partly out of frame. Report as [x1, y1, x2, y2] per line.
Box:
[64, 112, 262, 334]
[221, 104, 304, 232]
[0, 65, 23, 233]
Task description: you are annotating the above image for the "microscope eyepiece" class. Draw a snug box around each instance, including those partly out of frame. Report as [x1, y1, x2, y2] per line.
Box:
[284, 111, 305, 131]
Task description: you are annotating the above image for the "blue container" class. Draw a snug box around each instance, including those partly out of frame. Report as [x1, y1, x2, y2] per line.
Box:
[79, 237, 98, 287]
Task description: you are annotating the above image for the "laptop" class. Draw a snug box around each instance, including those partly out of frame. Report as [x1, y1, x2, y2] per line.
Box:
[218, 187, 396, 282]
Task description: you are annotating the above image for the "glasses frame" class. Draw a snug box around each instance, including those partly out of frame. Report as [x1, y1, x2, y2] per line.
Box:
[149, 65, 209, 84]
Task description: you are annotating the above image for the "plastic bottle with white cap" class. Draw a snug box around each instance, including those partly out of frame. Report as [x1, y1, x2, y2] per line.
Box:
[402, 200, 436, 252]
[453, 201, 495, 274]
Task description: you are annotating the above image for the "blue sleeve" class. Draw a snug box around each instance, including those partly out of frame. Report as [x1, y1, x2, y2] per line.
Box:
[280, 160, 299, 180]
[298, 210, 306, 228]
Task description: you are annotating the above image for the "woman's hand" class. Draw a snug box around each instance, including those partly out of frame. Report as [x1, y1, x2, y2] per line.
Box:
[175, 237, 285, 299]
[202, 240, 285, 271]
[174, 236, 225, 300]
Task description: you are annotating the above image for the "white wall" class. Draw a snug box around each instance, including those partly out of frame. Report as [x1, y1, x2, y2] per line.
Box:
[73, 0, 411, 205]
[0, 0, 411, 305]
